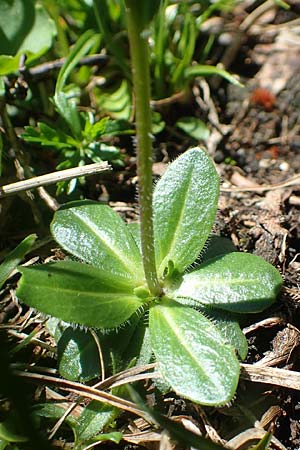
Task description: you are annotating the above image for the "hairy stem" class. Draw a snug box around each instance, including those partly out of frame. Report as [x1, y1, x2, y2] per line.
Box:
[125, 2, 161, 296]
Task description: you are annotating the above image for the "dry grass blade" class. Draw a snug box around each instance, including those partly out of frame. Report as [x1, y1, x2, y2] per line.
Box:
[226, 428, 287, 450]
[0, 162, 111, 198]
[240, 364, 300, 390]
[13, 366, 160, 421]
[221, 173, 300, 193]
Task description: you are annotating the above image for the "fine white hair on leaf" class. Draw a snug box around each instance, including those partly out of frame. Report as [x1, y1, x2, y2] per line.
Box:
[142, 309, 149, 326]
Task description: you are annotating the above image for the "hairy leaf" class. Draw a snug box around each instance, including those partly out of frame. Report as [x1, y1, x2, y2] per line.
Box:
[153, 148, 219, 277]
[51, 201, 144, 285]
[17, 261, 143, 329]
[57, 327, 101, 382]
[171, 253, 282, 313]
[149, 299, 239, 405]
[200, 308, 248, 360]
[75, 401, 119, 444]
[200, 235, 236, 263]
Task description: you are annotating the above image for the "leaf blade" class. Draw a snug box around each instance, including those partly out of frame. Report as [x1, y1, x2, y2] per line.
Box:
[171, 252, 282, 313]
[0, 234, 36, 289]
[153, 147, 219, 276]
[149, 299, 240, 405]
[17, 261, 143, 329]
[51, 201, 144, 284]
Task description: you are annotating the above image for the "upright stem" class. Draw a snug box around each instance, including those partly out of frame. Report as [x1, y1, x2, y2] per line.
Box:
[125, 2, 161, 296]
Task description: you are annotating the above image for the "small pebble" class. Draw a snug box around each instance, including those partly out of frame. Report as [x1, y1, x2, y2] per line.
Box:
[279, 161, 289, 171]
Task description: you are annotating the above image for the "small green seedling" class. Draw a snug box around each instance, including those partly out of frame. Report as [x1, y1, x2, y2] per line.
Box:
[16, 1, 282, 406]
[22, 31, 128, 195]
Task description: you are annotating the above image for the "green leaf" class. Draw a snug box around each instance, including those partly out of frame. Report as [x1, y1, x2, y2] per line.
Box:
[0, 1, 56, 56]
[79, 431, 123, 447]
[122, 320, 153, 367]
[93, 0, 130, 78]
[201, 235, 236, 262]
[96, 80, 132, 120]
[153, 147, 219, 277]
[0, 55, 20, 76]
[51, 201, 144, 285]
[0, 234, 36, 289]
[184, 65, 242, 87]
[0, 415, 28, 443]
[17, 3, 56, 55]
[171, 253, 282, 313]
[127, 222, 141, 250]
[149, 298, 240, 405]
[75, 401, 120, 444]
[54, 92, 82, 141]
[32, 403, 78, 429]
[200, 308, 248, 360]
[176, 117, 210, 141]
[17, 261, 143, 329]
[252, 432, 272, 450]
[22, 123, 76, 150]
[55, 30, 99, 94]
[54, 30, 100, 138]
[0, 440, 8, 450]
[57, 327, 101, 382]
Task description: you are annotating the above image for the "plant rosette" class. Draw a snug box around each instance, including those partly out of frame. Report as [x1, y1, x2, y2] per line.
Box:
[17, 147, 282, 405]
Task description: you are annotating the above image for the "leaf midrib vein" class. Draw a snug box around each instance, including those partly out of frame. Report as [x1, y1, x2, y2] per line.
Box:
[74, 212, 141, 278]
[160, 165, 194, 268]
[161, 308, 223, 390]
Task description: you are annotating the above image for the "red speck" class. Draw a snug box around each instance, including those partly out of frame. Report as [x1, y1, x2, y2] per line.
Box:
[250, 88, 276, 111]
[268, 145, 280, 159]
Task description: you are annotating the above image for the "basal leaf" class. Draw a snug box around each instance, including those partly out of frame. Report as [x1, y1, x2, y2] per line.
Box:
[153, 148, 219, 277]
[200, 235, 236, 263]
[57, 327, 101, 382]
[17, 261, 143, 329]
[171, 253, 282, 313]
[122, 320, 153, 368]
[149, 298, 239, 405]
[75, 401, 119, 444]
[51, 201, 144, 285]
[200, 307, 248, 360]
[93, 315, 142, 372]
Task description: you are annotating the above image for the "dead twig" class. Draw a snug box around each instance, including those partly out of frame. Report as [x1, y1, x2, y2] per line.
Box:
[14, 367, 159, 421]
[240, 364, 300, 390]
[221, 173, 300, 192]
[0, 162, 111, 198]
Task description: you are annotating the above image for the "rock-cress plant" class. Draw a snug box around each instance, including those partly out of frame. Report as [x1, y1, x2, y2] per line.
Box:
[16, 1, 282, 406]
